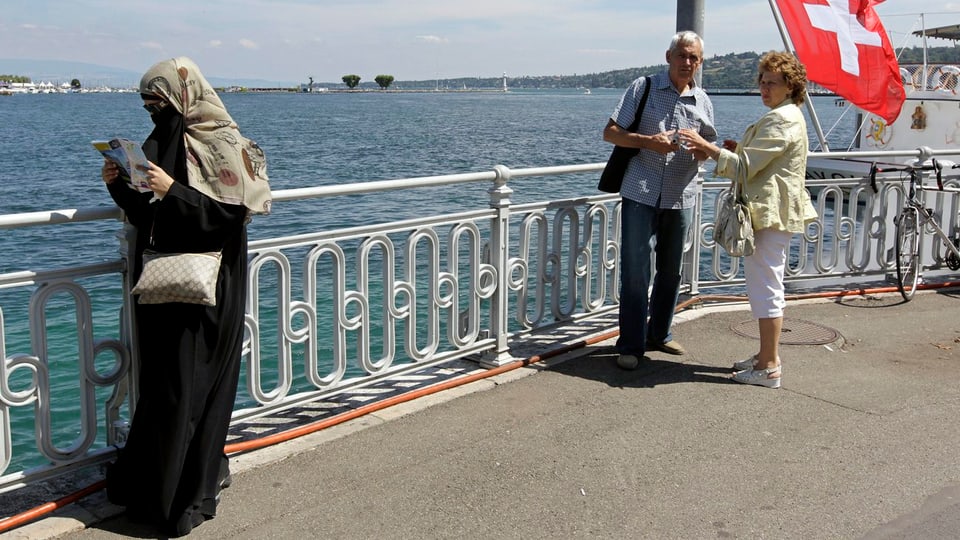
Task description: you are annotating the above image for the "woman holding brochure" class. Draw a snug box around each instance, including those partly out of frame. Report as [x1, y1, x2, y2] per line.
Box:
[100, 57, 271, 536]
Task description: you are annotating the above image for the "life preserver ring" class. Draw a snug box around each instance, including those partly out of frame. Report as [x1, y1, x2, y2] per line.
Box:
[901, 67, 914, 89]
[934, 65, 960, 94]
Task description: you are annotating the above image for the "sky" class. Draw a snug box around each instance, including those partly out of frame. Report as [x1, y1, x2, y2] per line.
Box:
[2, 0, 960, 85]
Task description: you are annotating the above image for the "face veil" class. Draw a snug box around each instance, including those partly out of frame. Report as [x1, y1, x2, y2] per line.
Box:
[142, 99, 187, 186]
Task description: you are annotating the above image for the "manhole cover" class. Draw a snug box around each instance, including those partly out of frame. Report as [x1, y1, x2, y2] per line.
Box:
[730, 318, 839, 345]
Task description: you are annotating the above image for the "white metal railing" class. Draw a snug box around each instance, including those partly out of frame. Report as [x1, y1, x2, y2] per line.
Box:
[1, 152, 959, 496]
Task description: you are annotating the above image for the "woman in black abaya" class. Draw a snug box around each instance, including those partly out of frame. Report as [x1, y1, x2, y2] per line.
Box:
[100, 57, 271, 537]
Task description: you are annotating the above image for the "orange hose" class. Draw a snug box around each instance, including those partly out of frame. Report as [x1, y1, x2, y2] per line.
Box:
[224, 327, 619, 454]
[3, 279, 959, 534]
[0, 480, 105, 532]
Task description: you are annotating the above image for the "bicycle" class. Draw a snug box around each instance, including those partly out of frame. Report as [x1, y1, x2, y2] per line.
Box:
[870, 159, 960, 301]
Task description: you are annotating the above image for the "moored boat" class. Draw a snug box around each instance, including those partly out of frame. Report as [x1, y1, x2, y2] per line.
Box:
[805, 18, 960, 183]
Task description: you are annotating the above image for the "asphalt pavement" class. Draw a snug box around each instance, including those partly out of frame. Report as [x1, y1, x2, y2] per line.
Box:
[7, 289, 960, 539]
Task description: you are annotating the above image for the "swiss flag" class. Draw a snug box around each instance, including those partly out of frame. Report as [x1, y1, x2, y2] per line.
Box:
[775, 0, 905, 123]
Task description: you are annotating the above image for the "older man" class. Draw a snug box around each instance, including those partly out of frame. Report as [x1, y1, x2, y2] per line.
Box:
[603, 31, 717, 369]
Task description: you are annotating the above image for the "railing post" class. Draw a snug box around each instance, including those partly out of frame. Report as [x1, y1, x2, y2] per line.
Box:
[480, 165, 517, 367]
[111, 223, 139, 426]
[685, 170, 705, 296]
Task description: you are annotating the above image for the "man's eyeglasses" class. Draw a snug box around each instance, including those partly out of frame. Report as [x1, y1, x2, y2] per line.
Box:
[142, 100, 169, 115]
[675, 53, 701, 64]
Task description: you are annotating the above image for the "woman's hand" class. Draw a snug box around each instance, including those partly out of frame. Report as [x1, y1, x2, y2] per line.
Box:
[679, 129, 722, 161]
[101, 159, 120, 184]
[139, 161, 175, 197]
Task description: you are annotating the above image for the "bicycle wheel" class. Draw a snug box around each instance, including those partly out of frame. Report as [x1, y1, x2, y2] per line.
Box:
[894, 207, 921, 301]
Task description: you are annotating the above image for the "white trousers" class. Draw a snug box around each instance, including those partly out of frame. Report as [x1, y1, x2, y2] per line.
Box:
[743, 228, 793, 319]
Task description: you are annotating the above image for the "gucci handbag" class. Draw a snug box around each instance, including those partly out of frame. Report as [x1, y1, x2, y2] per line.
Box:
[131, 249, 222, 306]
[714, 165, 755, 257]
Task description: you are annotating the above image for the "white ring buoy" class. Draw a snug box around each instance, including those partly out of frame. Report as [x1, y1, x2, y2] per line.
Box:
[935, 65, 960, 93]
[900, 67, 912, 87]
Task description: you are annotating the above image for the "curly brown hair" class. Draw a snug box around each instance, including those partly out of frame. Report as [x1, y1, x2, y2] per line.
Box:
[757, 51, 807, 105]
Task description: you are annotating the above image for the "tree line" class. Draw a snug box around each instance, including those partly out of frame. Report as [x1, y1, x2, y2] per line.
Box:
[336, 74, 394, 89]
[318, 46, 959, 91]
[0, 75, 83, 88]
[0, 75, 32, 83]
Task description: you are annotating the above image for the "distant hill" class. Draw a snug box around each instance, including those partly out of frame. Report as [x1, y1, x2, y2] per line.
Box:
[0, 58, 141, 87]
[5, 46, 959, 91]
[382, 46, 960, 91]
[334, 46, 960, 91]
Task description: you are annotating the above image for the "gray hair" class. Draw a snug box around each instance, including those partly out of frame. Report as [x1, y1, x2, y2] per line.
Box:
[669, 31, 704, 54]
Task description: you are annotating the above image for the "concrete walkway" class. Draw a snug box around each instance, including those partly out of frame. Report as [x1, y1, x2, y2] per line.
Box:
[8, 289, 960, 539]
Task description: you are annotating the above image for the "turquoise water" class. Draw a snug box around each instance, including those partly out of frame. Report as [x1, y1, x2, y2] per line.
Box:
[0, 89, 852, 473]
[0, 89, 852, 262]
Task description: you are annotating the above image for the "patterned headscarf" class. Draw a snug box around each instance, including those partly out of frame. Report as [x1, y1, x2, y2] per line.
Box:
[139, 56, 272, 215]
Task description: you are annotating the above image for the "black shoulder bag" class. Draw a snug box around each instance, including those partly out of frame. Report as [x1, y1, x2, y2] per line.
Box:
[597, 76, 652, 193]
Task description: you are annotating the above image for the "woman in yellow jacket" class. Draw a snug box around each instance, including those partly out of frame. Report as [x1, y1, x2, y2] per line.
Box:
[681, 51, 817, 388]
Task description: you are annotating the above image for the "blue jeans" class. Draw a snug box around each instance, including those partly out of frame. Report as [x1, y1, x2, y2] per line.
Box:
[616, 199, 692, 356]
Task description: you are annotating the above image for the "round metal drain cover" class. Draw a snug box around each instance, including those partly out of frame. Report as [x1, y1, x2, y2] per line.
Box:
[730, 318, 839, 345]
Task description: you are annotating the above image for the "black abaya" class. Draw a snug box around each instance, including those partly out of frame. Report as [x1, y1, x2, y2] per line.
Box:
[105, 157, 248, 536]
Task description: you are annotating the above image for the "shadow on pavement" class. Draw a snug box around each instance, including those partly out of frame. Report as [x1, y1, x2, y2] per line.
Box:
[548, 346, 735, 388]
[83, 515, 162, 539]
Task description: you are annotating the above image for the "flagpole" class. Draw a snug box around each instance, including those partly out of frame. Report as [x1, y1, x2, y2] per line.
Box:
[767, 0, 831, 151]
[920, 13, 929, 89]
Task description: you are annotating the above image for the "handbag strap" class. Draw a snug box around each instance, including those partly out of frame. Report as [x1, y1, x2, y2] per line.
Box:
[732, 161, 747, 202]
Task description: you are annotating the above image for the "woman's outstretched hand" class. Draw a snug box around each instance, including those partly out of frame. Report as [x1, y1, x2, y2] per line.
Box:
[678, 129, 735, 162]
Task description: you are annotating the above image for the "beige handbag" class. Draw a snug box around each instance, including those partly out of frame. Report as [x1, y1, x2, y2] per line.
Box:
[714, 164, 755, 257]
[131, 249, 222, 306]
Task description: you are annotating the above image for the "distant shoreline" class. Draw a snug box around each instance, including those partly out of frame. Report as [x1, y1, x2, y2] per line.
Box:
[238, 87, 510, 94]
[705, 89, 837, 97]
[0, 85, 838, 97]
[237, 88, 839, 97]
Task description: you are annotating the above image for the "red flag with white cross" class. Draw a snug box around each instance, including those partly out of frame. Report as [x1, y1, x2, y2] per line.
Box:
[774, 0, 905, 123]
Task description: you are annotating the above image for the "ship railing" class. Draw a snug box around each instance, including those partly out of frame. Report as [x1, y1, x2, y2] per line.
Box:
[900, 63, 960, 95]
[0, 150, 958, 496]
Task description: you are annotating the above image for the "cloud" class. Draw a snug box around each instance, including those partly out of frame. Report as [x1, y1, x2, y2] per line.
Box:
[578, 49, 621, 56]
[8, 0, 960, 83]
[416, 35, 448, 44]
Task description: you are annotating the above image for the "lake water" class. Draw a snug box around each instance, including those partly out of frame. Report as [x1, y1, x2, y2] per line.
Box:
[0, 88, 854, 272]
[0, 88, 854, 472]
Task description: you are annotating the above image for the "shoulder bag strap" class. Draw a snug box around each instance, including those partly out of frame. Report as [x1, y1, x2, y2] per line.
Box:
[733, 160, 747, 202]
[625, 76, 652, 133]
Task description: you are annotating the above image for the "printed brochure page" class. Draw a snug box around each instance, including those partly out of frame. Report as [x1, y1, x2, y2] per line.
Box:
[92, 138, 152, 192]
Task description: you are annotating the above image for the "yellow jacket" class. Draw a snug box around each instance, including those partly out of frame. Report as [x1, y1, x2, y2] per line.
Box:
[715, 100, 818, 233]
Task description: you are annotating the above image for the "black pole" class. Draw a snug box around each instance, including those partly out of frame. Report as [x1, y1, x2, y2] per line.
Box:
[676, 0, 706, 87]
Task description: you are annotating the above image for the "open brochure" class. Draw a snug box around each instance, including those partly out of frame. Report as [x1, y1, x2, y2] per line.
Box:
[92, 138, 152, 192]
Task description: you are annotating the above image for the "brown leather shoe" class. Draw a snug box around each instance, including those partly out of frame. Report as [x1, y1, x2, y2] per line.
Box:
[646, 339, 685, 355]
